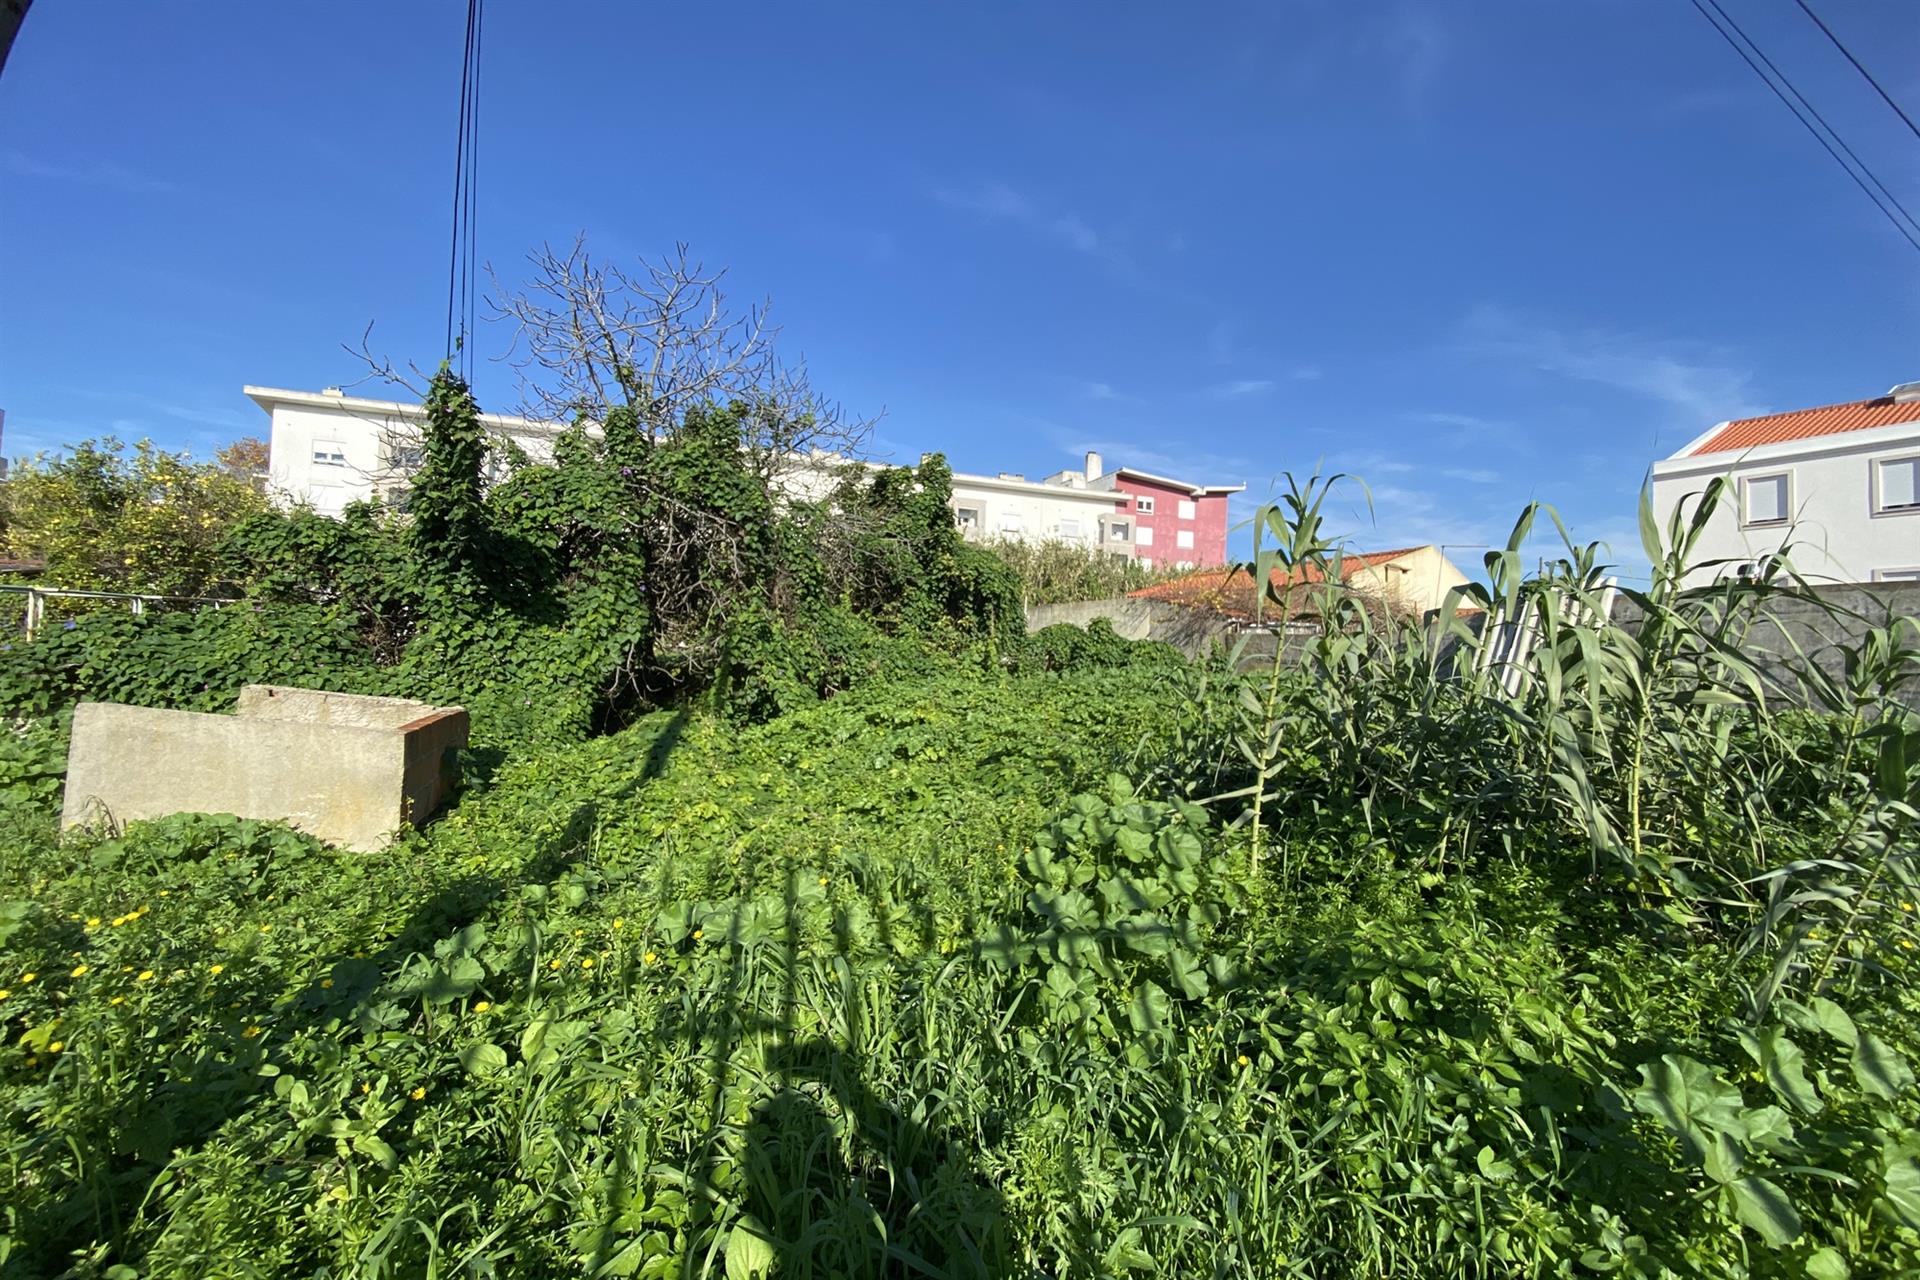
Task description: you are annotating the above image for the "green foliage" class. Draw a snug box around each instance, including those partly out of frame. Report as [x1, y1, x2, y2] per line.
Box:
[0, 437, 270, 597]
[983, 538, 1177, 605]
[1025, 617, 1183, 673]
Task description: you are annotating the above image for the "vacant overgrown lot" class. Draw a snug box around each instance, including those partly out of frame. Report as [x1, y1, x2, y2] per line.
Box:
[0, 367, 1916, 1276]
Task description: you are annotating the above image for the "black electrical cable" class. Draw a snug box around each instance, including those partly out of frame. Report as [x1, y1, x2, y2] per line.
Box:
[1792, 0, 1920, 144]
[445, 0, 483, 375]
[1686, 0, 1920, 254]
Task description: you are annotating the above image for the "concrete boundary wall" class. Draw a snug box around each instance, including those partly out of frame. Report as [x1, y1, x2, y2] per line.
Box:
[1031, 583, 1920, 709]
[61, 686, 468, 851]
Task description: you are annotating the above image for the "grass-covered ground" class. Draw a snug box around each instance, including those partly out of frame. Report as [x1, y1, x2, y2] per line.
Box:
[3, 471, 1919, 1277]
[2, 651, 1915, 1278]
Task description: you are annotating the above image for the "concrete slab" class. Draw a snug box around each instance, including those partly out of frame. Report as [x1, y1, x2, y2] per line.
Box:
[60, 686, 468, 851]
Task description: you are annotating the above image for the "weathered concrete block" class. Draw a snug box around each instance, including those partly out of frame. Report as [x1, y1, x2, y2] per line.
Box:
[60, 686, 468, 851]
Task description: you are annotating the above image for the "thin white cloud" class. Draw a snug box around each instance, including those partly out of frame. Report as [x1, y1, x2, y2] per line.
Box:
[1459, 304, 1761, 425]
[1081, 381, 1123, 401]
[933, 180, 1105, 257]
[1441, 467, 1499, 484]
[3, 149, 176, 193]
[1371, 3, 1450, 115]
[1208, 379, 1274, 398]
[1289, 365, 1323, 382]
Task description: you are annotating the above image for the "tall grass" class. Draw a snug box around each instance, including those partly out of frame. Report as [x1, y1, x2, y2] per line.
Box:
[982, 539, 1178, 606]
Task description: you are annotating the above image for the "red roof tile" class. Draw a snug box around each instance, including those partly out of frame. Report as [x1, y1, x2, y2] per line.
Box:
[1129, 547, 1427, 619]
[1691, 395, 1920, 455]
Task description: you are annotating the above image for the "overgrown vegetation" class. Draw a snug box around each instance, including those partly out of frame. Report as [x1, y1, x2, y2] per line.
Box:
[1, 272, 1917, 1276]
[982, 539, 1176, 606]
[0, 438, 270, 597]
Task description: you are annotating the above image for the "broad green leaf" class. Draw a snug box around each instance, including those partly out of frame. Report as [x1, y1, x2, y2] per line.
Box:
[1809, 997, 1859, 1048]
[354, 1134, 399, 1170]
[1851, 1033, 1915, 1101]
[1739, 1026, 1822, 1115]
[1727, 1175, 1801, 1248]
[1128, 981, 1172, 1034]
[1167, 947, 1209, 1000]
[1805, 1246, 1850, 1280]
[460, 1042, 509, 1077]
[1633, 1055, 1744, 1165]
[725, 1219, 777, 1279]
[1880, 1147, 1920, 1230]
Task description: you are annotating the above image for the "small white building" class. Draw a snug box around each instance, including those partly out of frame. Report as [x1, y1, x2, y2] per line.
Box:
[949, 454, 1135, 557]
[247, 385, 572, 516]
[1650, 381, 1920, 586]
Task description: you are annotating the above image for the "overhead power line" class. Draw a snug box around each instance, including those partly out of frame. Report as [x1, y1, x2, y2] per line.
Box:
[446, 0, 485, 377]
[1791, 0, 1920, 144]
[1685, 0, 1920, 255]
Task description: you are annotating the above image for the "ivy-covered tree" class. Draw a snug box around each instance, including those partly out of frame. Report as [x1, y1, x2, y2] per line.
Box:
[0, 437, 269, 596]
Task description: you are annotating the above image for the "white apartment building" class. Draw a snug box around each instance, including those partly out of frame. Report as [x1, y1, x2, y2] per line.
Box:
[949, 453, 1135, 556]
[247, 385, 573, 516]
[1650, 380, 1920, 586]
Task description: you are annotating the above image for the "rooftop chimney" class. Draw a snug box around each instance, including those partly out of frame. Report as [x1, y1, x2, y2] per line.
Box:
[1085, 450, 1102, 481]
[1890, 380, 1920, 403]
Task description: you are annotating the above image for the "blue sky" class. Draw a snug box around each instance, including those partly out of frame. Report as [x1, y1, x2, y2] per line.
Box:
[4, 0, 1918, 577]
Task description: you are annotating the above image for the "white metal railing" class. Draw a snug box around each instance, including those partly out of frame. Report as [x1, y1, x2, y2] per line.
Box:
[0, 584, 237, 639]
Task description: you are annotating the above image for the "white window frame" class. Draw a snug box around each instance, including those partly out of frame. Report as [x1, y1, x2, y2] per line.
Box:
[1872, 453, 1920, 516]
[1107, 520, 1131, 543]
[998, 513, 1024, 535]
[1177, 499, 1197, 520]
[1175, 528, 1195, 550]
[1872, 566, 1920, 583]
[1136, 525, 1155, 547]
[1740, 471, 1790, 528]
[1057, 517, 1081, 539]
[953, 505, 981, 530]
[312, 440, 349, 468]
[1134, 496, 1155, 514]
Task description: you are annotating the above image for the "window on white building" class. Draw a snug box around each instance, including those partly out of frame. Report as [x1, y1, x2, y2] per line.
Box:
[312, 441, 348, 467]
[1058, 518, 1081, 539]
[1137, 526, 1155, 547]
[954, 506, 981, 532]
[388, 444, 425, 472]
[1176, 529, 1195, 550]
[1134, 496, 1155, 514]
[1872, 567, 1920, 582]
[1107, 520, 1131, 543]
[1178, 499, 1196, 519]
[1876, 456, 1920, 513]
[1741, 472, 1789, 527]
[999, 513, 1024, 534]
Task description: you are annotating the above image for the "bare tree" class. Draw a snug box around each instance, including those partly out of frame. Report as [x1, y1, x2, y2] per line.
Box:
[488, 237, 875, 480]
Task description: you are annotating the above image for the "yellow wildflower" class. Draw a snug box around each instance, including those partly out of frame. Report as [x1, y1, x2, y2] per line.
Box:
[85, 917, 101, 929]
[360, 1081, 371, 1094]
[1237, 1054, 1251, 1067]
[259, 925, 272, 934]
[109, 996, 125, 1006]
[612, 918, 625, 929]
[473, 1000, 491, 1013]
[0, 990, 9, 1001]
[643, 952, 658, 964]
[112, 916, 128, 927]
[321, 978, 334, 989]
[581, 957, 595, 970]
[548, 958, 562, 970]
[48, 1041, 64, 1053]
[70, 964, 88, 978]
[243, 1026, 262, 1039]
[19, 973, 35, 984]
[208, 964, 225, 975]
[137, 970, 154, 982]
[819, 876, 829, 886]
[410, 1086, 426, 1101]
[692, 929, 704, 941]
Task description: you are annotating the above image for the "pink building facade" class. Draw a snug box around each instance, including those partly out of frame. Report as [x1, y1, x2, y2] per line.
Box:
[1099, 468, 1239, 568]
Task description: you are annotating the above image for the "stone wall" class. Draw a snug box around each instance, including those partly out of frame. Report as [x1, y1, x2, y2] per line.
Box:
[61, 686, 468, 851]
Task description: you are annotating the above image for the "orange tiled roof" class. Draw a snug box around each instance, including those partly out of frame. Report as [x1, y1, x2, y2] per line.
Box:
[1130, 547, 1426, 619]
[1692, 395, 1920, 455]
